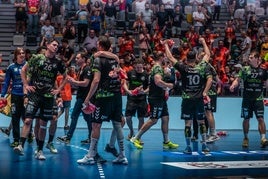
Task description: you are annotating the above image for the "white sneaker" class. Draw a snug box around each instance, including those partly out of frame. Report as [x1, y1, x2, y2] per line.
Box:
[35, 150, 46, 160]
[112, 156, 128, 165]
[77, 155, 95, 165]
[46, 142, 58, 154]
[14, 144, 24, 155]
[206, 135, 220, 143]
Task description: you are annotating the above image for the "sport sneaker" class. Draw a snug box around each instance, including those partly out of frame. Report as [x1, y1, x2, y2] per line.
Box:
[77, 155, 95, 165]
[202, 143, 210, 154]
[10, 141, 19, 148]
[56, 136, 70, 144]
[14, 144, 24, 155]
[261, 138, 268, 148]
[130, 137, 143, 149]
[242, 138, 249, 148]
[27, 132, 35, 144]
[81, 138, 91, 144]
[163, 141, 179, 149]
[183, 146, 192, 155]
[112, 156, 128, 165]
[0, 128, 10, 137]
[46, 142, 58, 154]
[94, 153, 107, 164]
[104, 144, 119, 157]
[206, 135, 220, 143]
[35, 150, 46, 160]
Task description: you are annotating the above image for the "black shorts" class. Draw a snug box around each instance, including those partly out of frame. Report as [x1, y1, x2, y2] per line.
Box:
[125, 98, 148, 118]
[241, 98, 264, 119]
[148, 98, 169, 119]
[181, 98, 205, 120]
[204, 95, 217, 112]
[25, 93, 54, 121]
[91, 93, 122, 123]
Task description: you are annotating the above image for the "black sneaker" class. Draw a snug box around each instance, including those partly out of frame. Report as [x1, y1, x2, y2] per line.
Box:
[0, 128, 10, 137]
[81, 139, 91, 144]
[94, 153, 107, 164]
[104, 144, 119, 157]
[56, 136, 70, 144]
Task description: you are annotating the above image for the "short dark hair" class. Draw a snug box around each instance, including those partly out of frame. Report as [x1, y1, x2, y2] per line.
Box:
[98, 36, 111, 51]
[187, 51, 196, 62]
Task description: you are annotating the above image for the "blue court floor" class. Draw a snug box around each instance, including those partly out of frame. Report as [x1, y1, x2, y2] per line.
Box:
[1, 128, 268, 179]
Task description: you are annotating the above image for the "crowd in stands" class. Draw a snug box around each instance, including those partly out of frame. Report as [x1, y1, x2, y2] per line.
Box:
[4, 0, 268, 96]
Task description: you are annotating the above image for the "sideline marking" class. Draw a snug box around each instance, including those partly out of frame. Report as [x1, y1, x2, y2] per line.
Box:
[162, 160, 268, 169]
[57, 142, 106, 178]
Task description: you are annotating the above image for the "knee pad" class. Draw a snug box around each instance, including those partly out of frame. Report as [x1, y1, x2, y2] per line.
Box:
[184, 126, 191, 138]
[199, 123, 207, 134]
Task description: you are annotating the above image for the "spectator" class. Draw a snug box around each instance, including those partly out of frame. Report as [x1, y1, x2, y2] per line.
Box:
[139, 27, 151, 55]
[57, 38, 75, 67]
[82, 29, 98, 55]
[118, 0, 127, 21]
[193, 5, 206, 35]
[49, 0, 64, 34]
[62, 19, 76, 48]
[142, 2, 153, 33]
[228, 39, 242, 68]
[240, 30, 252, 63]
[118, 31, 135, 56]
[171, 5, 185, 38]
[39, 0, 50, 26]
[247, 15, 259, 49]
[156, 4, 168, 31]
[224, 19, 236, 48]
[213, 0, 221, 22]
[211, 40, 229, 74]
[75, 5, 90, 44]
[26, 0, 40, 35]
[185, 25, 199, 50]
[90, 10, 102, 36]
[14, 0, 27, 35]
[133, 0, 146, 15]
[41, 19, 55, 42]
[132, 13, 146, 33]
[103, 0, 117, 35]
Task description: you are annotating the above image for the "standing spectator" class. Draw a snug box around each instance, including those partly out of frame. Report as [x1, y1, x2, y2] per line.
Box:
[233, 0, 246, 29]
[193, 5, 206, 35]
[142, 2, 153, 33]
[139, 27, 151, 55]
[68, 0, 78, 11]
[224, 19, 236, 48]
[172, 5, 185, 38]
[90, 10, 102, 36]
[14, 0, 27, 35]
[82, 29, 98, 55]
[14, 39, 66, 160]
[240, 30, 252, 63]
[228, 39, 242, 67]
[247, 15, 259, 49]
[213, 0, 221, 22]
[0, 48, 26, 148]
[118, 31, 135, 56]
[75, 5, 90, 44]
[132, 13, 146, 33]
[156, 4, 168, 31]
[202, 28, 219, 50]
[26, 0, 40, 35]
[103, 0, 117, 35]
[130, 51, 178, 150]
[57, 38, 75, 67]
[62, 19, 76, 48]
[39, 0, 50, 26]
[185, 25, 199, 50]
[150, 0, 160, 14]
[49, 0, 64, 34]
[212, 40, 229, 74]
[189, 0, 203, 12]
[56, 67, 76, 135]
[133, 0, 146, 15]
[118, 0, 126, 21]
[230, 51, 268, 148]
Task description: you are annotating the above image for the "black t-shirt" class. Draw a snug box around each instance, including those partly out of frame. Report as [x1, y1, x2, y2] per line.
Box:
[92, 56, 121, 97]
[126, 69, 149, 100]
[50, 0, 63, 17]
[148, 65, 165, 100]
[174, 61, 212, 99]
[76, 65, 92, 100]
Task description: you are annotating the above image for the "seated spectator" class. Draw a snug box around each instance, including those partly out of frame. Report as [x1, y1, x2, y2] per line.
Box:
[82, 29, 98, 55]
[41, 19, 55, 42]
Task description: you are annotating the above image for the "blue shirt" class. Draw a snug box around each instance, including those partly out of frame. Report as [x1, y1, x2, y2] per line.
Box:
[1, 61, 26, 97]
